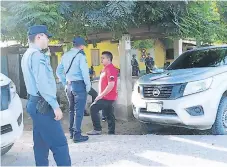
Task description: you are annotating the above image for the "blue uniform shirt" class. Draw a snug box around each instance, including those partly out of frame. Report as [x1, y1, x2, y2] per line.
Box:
[21, 44, 59, 110]
[56, 48, 91, 92]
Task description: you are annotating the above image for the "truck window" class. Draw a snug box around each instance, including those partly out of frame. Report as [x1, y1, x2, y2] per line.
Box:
[167, 47, 227, 70]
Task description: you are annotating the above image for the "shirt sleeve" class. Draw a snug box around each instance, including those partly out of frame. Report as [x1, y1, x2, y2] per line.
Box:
[56, 56, 66, 86]
[106, 68, 117, 83]
[31, 52, 60, 110]
[79, 54, 91, 92]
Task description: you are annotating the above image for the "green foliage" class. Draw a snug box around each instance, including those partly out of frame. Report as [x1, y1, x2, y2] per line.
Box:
[132, 39, 154, 50]
[174, 1, 227, 43]
[1, 1, 227, 45]
[133, 1, 186, 26]
[217, 1, 227, 22]
[1, 1, 64, 45]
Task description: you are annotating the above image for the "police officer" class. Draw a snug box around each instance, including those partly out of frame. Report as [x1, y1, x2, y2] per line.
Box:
[21, 25, 71, 166]
[56, 37, 90, 143]
[145, 53, 154, 74]
[131, 54, 140, 76]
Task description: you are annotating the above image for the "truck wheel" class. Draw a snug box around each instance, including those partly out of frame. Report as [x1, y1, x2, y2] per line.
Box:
[1, 143, 14, 156]
[140, 122, 163, 134]
[212, 97, 227, 135]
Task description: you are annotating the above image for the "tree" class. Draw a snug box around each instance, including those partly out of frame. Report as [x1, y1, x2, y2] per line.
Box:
[174, 1, 227, 44]
[1, 1, 136, 44]
[132, 39, 154, 50]
[1, 1, 64, 45]
[57, 1, 136, 40]
[1, 1, 227, 45]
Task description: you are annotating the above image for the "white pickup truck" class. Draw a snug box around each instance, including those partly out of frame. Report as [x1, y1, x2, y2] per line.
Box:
[132, 46, 227, 135]
[0, 73, 23, 155]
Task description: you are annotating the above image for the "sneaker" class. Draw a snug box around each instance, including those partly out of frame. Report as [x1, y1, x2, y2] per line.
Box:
[102, 117, 107, 122]
[108, 132, 115, 135]
[87, 130, 102, 135]
[73, 134, 89, 143]
[70, 133, 73, 139]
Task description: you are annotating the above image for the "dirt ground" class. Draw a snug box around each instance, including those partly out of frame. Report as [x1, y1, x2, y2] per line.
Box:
[23, 109, 210, 135]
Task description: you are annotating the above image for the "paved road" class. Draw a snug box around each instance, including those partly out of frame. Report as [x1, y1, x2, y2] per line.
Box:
[1, 131, 227, 166]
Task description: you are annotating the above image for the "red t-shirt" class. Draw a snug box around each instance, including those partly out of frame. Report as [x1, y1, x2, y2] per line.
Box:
[99, 63, 118, 101]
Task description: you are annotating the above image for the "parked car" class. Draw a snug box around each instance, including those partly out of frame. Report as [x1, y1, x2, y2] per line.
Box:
[132, 45, 227, 135]
[0, 73, 23, 155]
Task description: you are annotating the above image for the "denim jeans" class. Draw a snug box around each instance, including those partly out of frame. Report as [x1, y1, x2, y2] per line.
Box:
[66, 81, 87, 136]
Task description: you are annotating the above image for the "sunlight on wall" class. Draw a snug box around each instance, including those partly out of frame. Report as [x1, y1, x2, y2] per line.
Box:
[56, 39, 166, 76]
[84, 41, 119, 76]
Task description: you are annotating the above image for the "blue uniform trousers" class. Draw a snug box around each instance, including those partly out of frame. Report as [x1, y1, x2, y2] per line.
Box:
[27, 95, 71, 166]
[66, 81, 87, 136]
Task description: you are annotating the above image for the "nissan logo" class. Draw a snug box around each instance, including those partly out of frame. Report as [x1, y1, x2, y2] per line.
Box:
[153, 88, 160, 97]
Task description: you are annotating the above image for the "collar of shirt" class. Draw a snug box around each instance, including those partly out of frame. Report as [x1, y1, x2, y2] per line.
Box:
[70, 48, 80, 52]
[29, 43, 42, 51]
[104, 63, 113, 70]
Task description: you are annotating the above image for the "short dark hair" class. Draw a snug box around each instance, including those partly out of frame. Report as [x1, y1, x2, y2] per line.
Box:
[28, 34, 37, 43]
[102, 51, 113, 62]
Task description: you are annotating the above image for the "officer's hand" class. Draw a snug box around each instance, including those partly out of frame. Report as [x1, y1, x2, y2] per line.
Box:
[54, 108, 63, 121]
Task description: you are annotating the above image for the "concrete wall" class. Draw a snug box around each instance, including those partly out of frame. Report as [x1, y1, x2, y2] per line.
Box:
[154, 40, 166, 68]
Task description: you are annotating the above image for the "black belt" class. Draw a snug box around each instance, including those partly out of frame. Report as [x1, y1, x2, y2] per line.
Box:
[69, 80, 85, 84]
[28, 94, 51, 113]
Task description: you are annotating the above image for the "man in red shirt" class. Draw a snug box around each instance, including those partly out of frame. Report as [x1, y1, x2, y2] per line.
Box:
[87, 51, 118, 135]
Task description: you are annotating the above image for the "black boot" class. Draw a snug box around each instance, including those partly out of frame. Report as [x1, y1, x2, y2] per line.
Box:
[73, 134, 89, 143]
[84, 110, 90, 116]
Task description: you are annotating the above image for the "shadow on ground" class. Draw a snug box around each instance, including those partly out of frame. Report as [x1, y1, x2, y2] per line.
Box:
[23, 109, 210, 136]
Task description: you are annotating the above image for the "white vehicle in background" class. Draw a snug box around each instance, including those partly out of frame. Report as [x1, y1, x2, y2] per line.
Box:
[0, 73, 23, 155]
[132, 46, 227, 135]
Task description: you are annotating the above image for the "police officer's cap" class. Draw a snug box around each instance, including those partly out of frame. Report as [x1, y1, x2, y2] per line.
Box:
[73, 36, 86, 46]
[28, 25, 53, 38]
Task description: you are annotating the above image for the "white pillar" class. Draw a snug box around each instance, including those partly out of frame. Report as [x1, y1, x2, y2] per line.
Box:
[174, 39, 183, 60]
[114, 34, 133, 121]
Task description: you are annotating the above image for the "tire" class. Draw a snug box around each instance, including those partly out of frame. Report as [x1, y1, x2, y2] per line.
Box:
[212, 97, 227, 135]
[140, 122, 163, 134]
[1, 143, 14, 156]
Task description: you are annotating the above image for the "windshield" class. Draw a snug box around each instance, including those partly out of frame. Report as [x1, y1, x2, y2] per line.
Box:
[167, 47, 227, 70]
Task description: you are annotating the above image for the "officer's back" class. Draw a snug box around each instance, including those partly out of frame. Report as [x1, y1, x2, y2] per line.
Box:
[56, 37, 90, 143]
[56, 37, 91, 92]
[61, 49, 87, 84]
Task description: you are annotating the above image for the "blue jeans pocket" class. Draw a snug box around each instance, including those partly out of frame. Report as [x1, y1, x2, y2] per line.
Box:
[71, 81, 86, 92]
